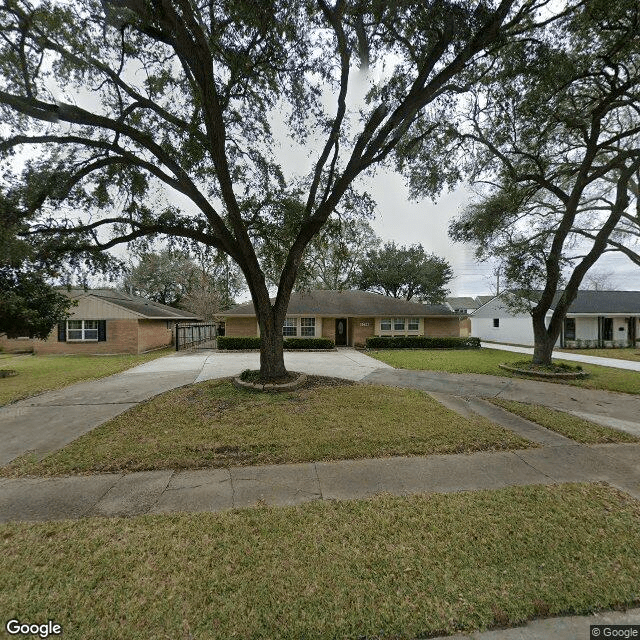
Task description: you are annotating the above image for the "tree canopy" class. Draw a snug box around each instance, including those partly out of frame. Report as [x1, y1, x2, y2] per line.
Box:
[0, 0, 582, 378]
[449, 0, 640, 363]
[357, 242, 453, 303]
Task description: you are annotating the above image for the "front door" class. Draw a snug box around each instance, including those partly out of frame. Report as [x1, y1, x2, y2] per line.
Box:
[335, 318, 347, 346]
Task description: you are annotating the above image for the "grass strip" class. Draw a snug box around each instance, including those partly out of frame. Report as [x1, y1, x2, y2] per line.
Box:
[488, 399, 639, 444]
[367, 348, 640, 394]
[1, 380, 531, 476]
[1, 483, 639, 639]
[0, 350, 172, 406]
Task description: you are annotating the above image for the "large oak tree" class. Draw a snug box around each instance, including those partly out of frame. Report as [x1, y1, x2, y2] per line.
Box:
[0, 0, 575, 379]
[449, 0, 640, 364]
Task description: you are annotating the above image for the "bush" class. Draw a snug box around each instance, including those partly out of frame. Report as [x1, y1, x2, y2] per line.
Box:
[217, 336, 261, 350]
[218, 336, 335, 350]
[366, 336, 481, 350]
[284, 337, 334, 350]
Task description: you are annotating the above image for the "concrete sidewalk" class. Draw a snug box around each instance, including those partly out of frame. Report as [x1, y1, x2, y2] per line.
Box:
[483, 341, 640, 371]
[436, 607, 640, 639]
[2, 395, 639, 521]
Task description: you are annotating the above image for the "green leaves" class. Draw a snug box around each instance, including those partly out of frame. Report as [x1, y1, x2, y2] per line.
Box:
[357, 241, 453, 303]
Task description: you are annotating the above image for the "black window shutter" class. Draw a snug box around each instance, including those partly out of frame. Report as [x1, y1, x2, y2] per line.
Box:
[98, 320, 107, 342]
[57, 322, 66, 342]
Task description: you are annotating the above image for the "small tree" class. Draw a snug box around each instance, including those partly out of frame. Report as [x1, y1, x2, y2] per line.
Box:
[0, 0, 575, 379]
[357, 242, 453, 303]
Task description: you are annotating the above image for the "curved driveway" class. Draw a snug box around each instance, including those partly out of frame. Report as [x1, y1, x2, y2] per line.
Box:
[1, 348, 639, 466]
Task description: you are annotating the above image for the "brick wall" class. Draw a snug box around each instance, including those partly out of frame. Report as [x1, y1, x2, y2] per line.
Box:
[350, 317, 375, 347]
[138, 320, 173, 352]
[459, 317, 471, 337]
[0, 336, 36, 353]
[35, 319, 139, 354]
[225, 317, 259, 337]
[321, 317, 336, 342]
[423, 318, 461, 337]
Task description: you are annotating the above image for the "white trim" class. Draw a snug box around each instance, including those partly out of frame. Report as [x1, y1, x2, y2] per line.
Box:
[66, 319, 99, 342]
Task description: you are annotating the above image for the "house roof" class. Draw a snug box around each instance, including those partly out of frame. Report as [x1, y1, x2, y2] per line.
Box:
[472, 290, 640, 318]
[225, 289, 456, 317]
[564, 290, 640, 314]
[446, 296, 481, 309]
[67, 289, 202, 320]
[475, 295, 496, 306]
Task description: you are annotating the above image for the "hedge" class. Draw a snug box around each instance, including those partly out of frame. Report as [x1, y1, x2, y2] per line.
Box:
[218, 336, 335, 350]
[365, 336, 481, 349]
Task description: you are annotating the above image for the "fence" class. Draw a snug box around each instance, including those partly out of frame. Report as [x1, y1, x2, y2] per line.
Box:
[175, 323, 218, 351]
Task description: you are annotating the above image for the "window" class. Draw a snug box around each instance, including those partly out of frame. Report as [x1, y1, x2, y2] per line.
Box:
[564, 318, 576, 341]
[283, 317, 297, 337]
[67, 320, 99, 341]
[380, 318, 392, 331]
[603, 317, 613, 341]
[493, 318, 500, 328]
[393, 318, 405, 330]
[300, 317, 316, 337]
[408, 318, 419, 331]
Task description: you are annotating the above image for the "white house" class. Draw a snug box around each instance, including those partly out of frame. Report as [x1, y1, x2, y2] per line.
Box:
[471, 290, 640, 348]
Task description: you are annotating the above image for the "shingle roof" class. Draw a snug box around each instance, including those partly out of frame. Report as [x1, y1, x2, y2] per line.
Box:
[67, 289, 202, 320]
[564, 290, 640, 314]
[225, 289, 455, 317]
[446, 296, 480, 309]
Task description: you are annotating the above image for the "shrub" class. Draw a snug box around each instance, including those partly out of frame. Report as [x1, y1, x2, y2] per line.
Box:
[218, 336, 335, 350]
[283, 337, 334, 349]
[217, 336, 261, 350]
[365, 336, 481, 350]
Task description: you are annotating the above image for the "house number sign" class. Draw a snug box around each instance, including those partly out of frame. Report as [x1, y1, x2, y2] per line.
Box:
[360, 322, 370, 326]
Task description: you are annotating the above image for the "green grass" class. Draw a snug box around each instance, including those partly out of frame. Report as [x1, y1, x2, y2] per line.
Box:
[0, 379, 532, 476]
[0, 349, 172, 406]
[557, 347, 640, 362]
[1, 483, 639, 639]
[368, 348, 640, 394]
[489, 399, 640, 444]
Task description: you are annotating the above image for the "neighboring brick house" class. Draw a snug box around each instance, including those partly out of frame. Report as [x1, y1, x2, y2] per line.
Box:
[223, 289, 460, 347]
[0, 289, 201, 355]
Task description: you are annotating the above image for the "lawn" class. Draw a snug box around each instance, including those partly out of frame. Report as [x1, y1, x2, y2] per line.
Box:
[0, 349, 172, 406]
[0, 379, 532, 476]
[368, 348, 640, 394]
[1, 483, 639, 640]
[557, 347, 640, 362]
[489, 399, 640, 444]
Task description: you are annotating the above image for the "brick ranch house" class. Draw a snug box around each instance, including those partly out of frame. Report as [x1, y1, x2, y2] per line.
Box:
[0, 289, 201, 354]
[223, 289, 461, 347]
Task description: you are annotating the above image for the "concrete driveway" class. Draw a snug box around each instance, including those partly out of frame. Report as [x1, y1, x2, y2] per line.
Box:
[121, 347, 393, 383]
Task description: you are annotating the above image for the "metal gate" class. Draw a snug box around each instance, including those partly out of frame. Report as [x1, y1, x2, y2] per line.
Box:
[175, 323, 218, 351]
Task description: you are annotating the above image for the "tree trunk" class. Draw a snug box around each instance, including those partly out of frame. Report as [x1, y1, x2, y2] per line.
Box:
[531, 312, 557, 366]
[255, 303, 288, 380]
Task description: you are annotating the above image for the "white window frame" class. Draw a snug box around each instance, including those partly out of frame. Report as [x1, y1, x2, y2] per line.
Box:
[380, 318, 392, 331]
[283, 317, 297, 337]
[300, 317, 316, 337]
[393, 318, 405, 331]
[408, 318, 419, 331]
[67, 319, 99, 342]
